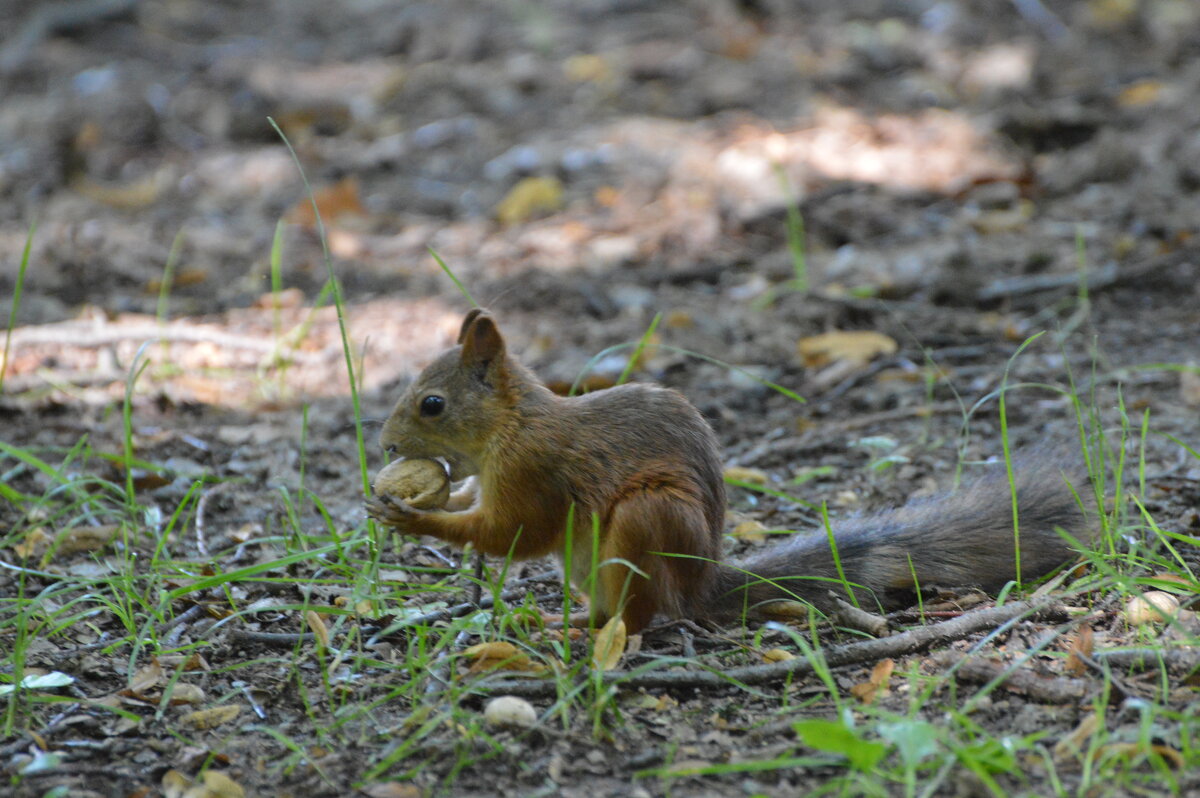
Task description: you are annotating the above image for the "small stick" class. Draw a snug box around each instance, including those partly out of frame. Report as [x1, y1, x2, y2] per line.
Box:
[930, 651, 1089, 704]
[474, 599, 1066, 696]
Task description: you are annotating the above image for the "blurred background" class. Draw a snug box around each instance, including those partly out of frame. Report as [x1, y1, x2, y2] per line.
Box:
[1, 0, 1198, 411]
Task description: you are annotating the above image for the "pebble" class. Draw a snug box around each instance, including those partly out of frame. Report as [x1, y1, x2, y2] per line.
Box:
[483, 696, 537, 729]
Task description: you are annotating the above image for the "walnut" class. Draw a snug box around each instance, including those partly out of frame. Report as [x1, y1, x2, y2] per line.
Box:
[372, 458, 450, 510]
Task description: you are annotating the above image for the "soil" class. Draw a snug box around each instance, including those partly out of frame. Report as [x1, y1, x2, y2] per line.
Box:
[2, 1, 1199, 797]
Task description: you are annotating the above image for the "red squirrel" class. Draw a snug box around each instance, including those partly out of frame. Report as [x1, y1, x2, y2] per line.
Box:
[366, 309, 1087, 633]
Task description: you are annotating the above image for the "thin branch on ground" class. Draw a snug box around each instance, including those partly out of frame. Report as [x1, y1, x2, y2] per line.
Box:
[473, 599, 1068, 697]
[929, 650, 1089, 704]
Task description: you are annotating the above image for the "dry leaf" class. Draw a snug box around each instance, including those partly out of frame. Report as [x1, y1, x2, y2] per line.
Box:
[762, 648, 795, 663]
[542, 627, 584, 643]
[563, 54, 613, 83]
[73, 171, 168, 210]
[12, 527, 49, 559]
[252, 287, 305, 310]
[146, 267, 209, 294]
[182, 704, 242, 730]
[157, 652, 206, 667]
[757, 600, 810, 621]
[1117, 80, 1165, 107]
[124, 659, 164, 699]
[73, 120, 102, 150]
[797, 330, 898, 368]
[546, 374, 616, 396]
[167, 683, 207, 706]
[1097, 742, 1184, 769]
[850, 658, 894, 704]
[288, 176, 366, 228]
[654, 694, 679, 712]
[969, 201, 1033, 234]
[361, 784, 423, 798]
[465, 641, 519, 661]
[495, 176, 563, 225]
[202, 603, 235, 621]
[56, 524, 120, 556]
[665, 310, 694, 328]
[1054, 711, 1100, 761]
[1149, 572, 1195, 589]
[111, 715, 139, 735]
[377, 569, 412, 583]
[227, 522, 262, 544]
[731, 519, 767, 543]
[591, 616, 627, 671]
[665, 759, 715, 775]
[162, 769, 192, 798]
[1064, 625, 1094, 677]
[464, 641, 540, 673]
[304, 610, 330, 647]
[201, 770, 246, 798]
[833, 490, 861, 508]
[1088, 0, 1138, 28]
[723, 466, 769, 485]
[129, 470, 172, 492]
[593, 185, 619, 207]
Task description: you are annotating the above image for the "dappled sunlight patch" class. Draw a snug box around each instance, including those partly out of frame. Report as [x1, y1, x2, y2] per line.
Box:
[715, 105, 1020, 204]
[451, 106, 1022, 276]
[193, 148, 300, 202]
[2, 297, 463, 408]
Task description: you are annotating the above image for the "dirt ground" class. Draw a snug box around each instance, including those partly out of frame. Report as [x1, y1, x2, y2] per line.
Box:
[2, 1, 1199, 796]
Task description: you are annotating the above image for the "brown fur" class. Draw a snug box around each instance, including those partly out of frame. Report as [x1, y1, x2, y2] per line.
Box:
[711, 455, 1088, 620]
[367, 310, 1089, 633]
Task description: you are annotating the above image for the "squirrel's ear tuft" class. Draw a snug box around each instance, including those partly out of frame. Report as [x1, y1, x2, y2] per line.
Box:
[457, 308, 488, 344]
[460, 311, 505, 373]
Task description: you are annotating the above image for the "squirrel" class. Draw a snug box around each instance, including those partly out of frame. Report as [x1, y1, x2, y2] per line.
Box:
[366, 309, 1088, 634]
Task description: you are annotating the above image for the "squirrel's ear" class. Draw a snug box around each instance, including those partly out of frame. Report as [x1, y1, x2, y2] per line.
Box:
[456, 308, 487, 344]
[460, 312, 505, 375]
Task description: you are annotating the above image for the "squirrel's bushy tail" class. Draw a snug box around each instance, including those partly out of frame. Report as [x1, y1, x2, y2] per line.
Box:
[708, 454, 1091, 619]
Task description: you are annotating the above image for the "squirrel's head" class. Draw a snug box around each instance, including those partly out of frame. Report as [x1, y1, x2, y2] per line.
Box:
[380, 309, 512, 481]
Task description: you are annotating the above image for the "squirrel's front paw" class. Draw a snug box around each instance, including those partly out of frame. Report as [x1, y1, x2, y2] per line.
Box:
[365, 494, 421, 528]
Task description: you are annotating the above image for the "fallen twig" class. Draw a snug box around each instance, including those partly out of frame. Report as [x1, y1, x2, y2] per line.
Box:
[978, 250, 1194, 303]
[474, 598, 1066, 696]
[929, 651, 1089, 704]
[369, 570, 560, 639]
[195, 481, 237, 558]
[1075, 651, 1135, 702]
[7, 319, 322, 361]
[1094, 647, 1200, 672]
[228, 630, 318, 647]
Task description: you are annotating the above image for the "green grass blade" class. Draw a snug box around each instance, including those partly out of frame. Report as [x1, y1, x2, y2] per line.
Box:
[1, 219, 36, 394]
[269, 117, 370, 497]
[428, 248, 478, 307]
[616, 313, 661, 386]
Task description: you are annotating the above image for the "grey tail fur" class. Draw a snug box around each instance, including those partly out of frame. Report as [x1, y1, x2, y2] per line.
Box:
[709, 454, 1090, 619]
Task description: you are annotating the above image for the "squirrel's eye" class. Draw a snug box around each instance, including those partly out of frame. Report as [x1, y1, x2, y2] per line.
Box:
[420, 395, 446, 417]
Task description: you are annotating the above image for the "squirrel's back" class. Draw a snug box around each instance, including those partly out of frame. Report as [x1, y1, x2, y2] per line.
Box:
[526, 383, 727, 537]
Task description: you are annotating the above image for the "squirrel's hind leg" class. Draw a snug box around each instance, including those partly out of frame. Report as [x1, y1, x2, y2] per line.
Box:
[599, 490, 719, 635]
